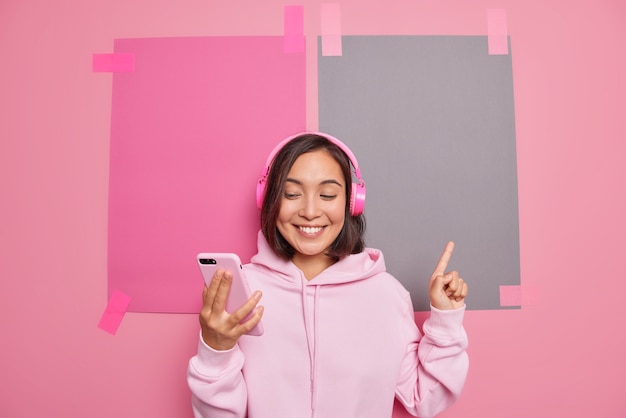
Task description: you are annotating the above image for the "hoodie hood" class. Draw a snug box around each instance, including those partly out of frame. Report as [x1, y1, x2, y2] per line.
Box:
[250, 230, 387, 285]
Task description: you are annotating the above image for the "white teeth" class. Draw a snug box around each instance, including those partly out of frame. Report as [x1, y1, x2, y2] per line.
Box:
[300, 226, 322, 234]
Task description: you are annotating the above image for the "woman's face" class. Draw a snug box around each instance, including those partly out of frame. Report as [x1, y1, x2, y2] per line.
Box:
[276, 149, 346, 270]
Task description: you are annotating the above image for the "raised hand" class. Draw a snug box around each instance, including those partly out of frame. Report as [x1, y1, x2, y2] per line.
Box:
[429, 242, 468, 310]
[199, 269, 264, 351]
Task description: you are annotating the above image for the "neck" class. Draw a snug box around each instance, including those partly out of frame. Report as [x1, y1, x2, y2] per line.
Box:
[292, 253, 335, 280]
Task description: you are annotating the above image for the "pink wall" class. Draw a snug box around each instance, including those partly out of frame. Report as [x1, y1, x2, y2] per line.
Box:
[1, 0, 625, 417]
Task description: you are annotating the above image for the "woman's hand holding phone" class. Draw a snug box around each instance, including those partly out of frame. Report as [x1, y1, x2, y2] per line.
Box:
[199, 269, 264, 351]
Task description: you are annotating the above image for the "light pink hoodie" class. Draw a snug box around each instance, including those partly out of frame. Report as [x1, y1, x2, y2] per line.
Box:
[188, 232, 468, 418]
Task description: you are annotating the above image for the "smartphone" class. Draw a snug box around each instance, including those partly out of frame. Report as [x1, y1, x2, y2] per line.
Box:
[196, 253, 264, 336]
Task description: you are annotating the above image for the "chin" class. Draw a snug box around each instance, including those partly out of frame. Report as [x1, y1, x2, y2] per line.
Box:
[294, 243, 332, 257]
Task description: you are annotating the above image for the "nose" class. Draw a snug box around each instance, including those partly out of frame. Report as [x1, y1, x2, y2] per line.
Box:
[299, 194, 321, 220]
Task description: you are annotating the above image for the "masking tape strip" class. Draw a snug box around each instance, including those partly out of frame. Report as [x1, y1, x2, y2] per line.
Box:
[321, 3, 342, 56]
[98, 290, 132, 335]
[92, 53, 135, 72]
[284, 5, 305, 53]
[499, 285, 540, 307]
[487, 9, 508, 55]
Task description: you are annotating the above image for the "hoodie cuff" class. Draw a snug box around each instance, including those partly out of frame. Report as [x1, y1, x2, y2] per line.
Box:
[423, 305, 466, 342]
[193, 330, 244, 378]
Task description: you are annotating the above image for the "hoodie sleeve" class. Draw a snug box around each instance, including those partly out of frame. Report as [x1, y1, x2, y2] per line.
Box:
[187, 331, 248, 418]
[395, 298, 469, 418]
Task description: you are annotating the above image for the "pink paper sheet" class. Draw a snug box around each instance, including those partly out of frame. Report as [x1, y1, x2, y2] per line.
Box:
[107, 37, 306, 313]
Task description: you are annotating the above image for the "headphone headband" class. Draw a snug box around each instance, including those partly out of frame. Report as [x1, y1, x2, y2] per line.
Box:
[260, 132, 363, 180]
[256, 131, 366, 216]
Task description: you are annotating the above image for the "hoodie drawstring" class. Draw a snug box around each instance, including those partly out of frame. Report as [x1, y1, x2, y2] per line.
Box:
[312, 285, 320, 412]
[301, 279, 320, 416]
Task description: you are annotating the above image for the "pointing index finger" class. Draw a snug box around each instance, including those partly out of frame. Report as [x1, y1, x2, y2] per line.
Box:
[433, 241, 455, 277]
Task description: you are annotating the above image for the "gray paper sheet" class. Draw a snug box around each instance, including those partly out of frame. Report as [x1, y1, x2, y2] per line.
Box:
[319, 36, 520, 310]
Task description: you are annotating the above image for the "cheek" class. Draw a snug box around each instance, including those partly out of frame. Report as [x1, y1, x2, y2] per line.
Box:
[277, 198, 292, 218]
[330, 199, 347, 224]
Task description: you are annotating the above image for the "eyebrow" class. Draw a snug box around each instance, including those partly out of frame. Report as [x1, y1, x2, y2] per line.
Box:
[285, 178, 343, 187]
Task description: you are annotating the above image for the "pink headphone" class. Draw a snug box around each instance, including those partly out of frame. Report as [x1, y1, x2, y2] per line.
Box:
[256, 132, 366, 216]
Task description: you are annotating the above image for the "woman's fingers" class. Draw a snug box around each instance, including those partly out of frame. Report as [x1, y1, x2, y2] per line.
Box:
[202, 269, 231, 312]
[199, 270, 264, 350]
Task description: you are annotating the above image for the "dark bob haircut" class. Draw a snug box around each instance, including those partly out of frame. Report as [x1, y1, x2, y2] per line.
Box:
[260, 133, 366, 261]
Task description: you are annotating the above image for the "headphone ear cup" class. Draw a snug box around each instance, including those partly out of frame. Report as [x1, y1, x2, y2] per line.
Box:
[256, 178, 266, 209]
[350, 182, 366, 216]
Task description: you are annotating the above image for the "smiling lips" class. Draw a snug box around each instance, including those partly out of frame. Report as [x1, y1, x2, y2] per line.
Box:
[299, 226, 323, 235]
